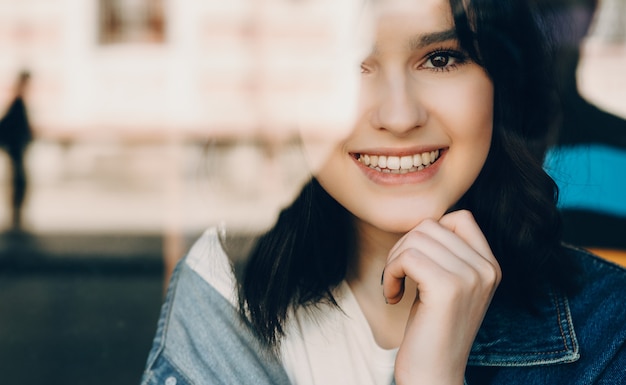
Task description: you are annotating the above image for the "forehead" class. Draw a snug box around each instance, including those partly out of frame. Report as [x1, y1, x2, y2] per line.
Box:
[371, 0, 455, 52]
[375, 0, 452, 24]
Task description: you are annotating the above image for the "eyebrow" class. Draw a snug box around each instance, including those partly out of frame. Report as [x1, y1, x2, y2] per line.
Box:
[370, 28, 458, 56]
[407, 29, 458, 51]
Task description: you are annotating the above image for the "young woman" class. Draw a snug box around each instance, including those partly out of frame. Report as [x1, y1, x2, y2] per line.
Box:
[141, 0, 626, 384]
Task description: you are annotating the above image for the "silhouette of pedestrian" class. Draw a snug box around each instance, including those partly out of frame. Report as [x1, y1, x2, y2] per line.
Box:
[0, 71, 33, 231]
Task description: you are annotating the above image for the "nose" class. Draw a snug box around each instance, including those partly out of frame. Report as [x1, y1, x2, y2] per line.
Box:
[372, 74, 426, 136]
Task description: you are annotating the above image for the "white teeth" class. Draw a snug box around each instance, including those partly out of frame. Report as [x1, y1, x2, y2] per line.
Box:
[386, 156, 400, 170]
[378, 156, 387, 168]
[400, 156, 413, 170]
[413, 154, 423, 167]
[358, 149, 440, 173]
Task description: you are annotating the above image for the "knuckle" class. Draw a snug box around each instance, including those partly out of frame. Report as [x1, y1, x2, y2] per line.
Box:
[402, 248, 427, 265]
[474, 251, 500, 278]
[415, 218, 438, 232]
[402, 229, 430, 247]
[455, 209, 475, 222]
[483, 262, 502, 289]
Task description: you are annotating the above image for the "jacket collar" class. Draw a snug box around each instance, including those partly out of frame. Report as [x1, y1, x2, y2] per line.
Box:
[468, 287, 579, 367]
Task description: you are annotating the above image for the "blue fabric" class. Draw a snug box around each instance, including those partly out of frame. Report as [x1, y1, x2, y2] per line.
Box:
[544, 145, 626, 217]
[140, 261, 290, 385]
[141, 244, 626, 384]
[465, 247, 626, 384]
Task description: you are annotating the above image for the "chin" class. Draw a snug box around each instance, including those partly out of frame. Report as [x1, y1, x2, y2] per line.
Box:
[367, 214, 438, 235]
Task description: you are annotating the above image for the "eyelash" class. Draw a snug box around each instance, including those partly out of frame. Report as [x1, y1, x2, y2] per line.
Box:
[359, 47, 469, 74]
[422, 48, 468, 72]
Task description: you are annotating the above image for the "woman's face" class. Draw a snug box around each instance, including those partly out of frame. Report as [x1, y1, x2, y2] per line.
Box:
[315, 0, 494, 235]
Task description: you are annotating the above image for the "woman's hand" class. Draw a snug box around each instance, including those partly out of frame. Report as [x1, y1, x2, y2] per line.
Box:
[382, 210, 501, 385]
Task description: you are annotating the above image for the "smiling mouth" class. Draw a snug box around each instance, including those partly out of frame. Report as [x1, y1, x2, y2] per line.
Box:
[355, 149, 441, 173]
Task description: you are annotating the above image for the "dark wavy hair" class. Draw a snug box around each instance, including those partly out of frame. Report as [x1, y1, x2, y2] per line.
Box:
[237, 0, 577, 347]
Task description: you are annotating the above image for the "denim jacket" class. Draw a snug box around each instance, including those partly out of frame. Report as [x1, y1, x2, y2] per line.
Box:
[141, 229, 626, 385]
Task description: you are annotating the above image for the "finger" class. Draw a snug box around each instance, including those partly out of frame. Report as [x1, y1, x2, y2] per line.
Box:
[383, 216, 501, 303]
[437, 210, 502, 287]
[383, 237, 474, 304]
[387, 227, 476, 276]
[386, 211, 485, 263]
[399, 219, 475, 263]
[382, 247, 450, 304]
[438, 210, 499, 267]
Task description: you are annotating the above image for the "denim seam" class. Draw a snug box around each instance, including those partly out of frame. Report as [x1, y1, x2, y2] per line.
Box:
[479, 292, 575, 358]
[144, 259, 186, 372]
[469, 289, 580, 367]
[561, 294, 579, 356]
[552, 291, 569, 354]
[589, 254, 626, 273]
[564, 243, 626, 274]
[551, 289, 579, 356]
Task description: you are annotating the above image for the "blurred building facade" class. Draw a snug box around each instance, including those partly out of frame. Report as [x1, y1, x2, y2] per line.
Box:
[0, 0, 277, 140]
[0, 0, 339, 238]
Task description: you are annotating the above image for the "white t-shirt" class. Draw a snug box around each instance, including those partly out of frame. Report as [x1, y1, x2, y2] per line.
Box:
[186, 228, 397, 385]
[280, 282, 397, 385]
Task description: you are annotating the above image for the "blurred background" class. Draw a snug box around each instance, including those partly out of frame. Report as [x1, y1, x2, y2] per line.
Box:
[0, 0, 624, 384]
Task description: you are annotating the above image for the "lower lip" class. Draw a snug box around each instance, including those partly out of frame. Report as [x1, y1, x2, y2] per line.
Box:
[352, 150, 446, 186]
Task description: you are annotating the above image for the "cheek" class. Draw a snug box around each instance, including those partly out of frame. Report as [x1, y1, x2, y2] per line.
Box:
[443, 76, 494, 146]
[313, 144, 354, 199]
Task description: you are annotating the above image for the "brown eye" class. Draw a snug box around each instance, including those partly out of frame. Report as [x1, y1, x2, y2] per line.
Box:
[430, 54, 449, 68]
[422, 50, 466, 72]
